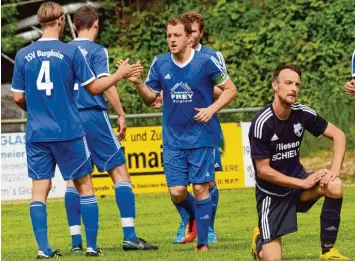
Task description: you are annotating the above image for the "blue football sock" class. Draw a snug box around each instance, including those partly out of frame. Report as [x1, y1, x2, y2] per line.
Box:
[175, 191, 195, 219]
[209, 184, 219, 230]
[115, 182, 137, 241]
[30, 201, 52, 255]
[80, 195, 99, 250]
[173, 200, 189, 222]
[195, 196, 212, 246]
[65, 187, 82, 247]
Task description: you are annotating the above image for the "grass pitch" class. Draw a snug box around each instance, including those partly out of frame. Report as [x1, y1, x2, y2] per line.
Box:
[2, 187, 354, 261]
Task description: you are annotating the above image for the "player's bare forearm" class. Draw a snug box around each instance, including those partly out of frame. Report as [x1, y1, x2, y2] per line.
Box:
[322, 122, 346, 175]
[213, 86, 223, 99]
[257, 164, 305, 189]
[12, 93, 27, 111]
[85, 70, 126, 95]
[209, 79, 237, 113]
[255, 158, 323, 189]
[104, 86, 125, 117]
[133, 78, 159, 106]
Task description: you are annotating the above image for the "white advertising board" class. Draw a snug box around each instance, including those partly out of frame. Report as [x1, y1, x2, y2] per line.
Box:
[241, 122, 256, 187]
[1, 132, 66, 201]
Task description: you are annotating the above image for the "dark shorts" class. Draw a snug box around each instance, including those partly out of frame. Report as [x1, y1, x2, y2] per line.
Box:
[256, 171, 319, 244]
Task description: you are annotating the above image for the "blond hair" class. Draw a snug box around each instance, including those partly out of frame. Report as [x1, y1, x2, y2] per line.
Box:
[37, 1, 64, 26]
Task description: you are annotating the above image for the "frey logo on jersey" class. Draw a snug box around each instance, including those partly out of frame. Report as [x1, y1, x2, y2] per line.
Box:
[170, 82, 193, 103]
[293, 122, 303, 137]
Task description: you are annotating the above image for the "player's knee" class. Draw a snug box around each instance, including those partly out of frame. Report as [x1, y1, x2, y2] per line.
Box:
[263, 254, 282, 261]
[169, 187, 187, 203]
[74, 175, 94, 196]
[326, 177, 343, 198]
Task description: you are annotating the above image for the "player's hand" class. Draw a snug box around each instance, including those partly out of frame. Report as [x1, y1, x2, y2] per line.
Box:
[117, 115, 127, 141]
[116, 59, 142, 84]
[344, 80, 355, 95]
[115, 59, 143, 80]
[151, 92, 163, 109]
[194, 107, 216, 123]
[301, 169, 326, 189]
[319, 169, 339, 187]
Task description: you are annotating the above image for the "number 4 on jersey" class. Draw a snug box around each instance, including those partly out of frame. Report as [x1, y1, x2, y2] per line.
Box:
[37, 61, 53, 96]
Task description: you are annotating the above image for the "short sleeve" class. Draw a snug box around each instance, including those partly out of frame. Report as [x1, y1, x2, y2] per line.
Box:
[92, 47, 111, 78]
[213, 51, 227, 74]
[352, 49, 355, 77]
[11, 52, 26, 93]
[303, 107, 328, 137]
[206, 56, 229, 87]
[144, 57, 161, 93]
[249, 121, 271, 159]
[73, 47, 95, 86]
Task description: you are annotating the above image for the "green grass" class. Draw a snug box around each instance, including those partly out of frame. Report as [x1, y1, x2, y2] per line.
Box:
[2, 187, 355, 261]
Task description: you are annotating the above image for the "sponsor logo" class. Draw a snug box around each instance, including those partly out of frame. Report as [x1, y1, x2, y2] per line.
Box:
[170, 82, 193, 103]
[200, 215, 210, 220]
[164, 73, 171, 79]
[293, 122, 303, 137]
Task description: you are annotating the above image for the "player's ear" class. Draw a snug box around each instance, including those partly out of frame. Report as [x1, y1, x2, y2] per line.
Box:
[93, 19, 99, 29]
[272, 80, 279, 92]
[72, 23, 77, 32]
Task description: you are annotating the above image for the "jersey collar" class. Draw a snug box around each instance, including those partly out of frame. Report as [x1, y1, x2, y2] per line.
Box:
[196, 43, 202, 51]
[38, 38, 58, 41]
[73, 38, 92, 41]
[171, 48, 195, 68]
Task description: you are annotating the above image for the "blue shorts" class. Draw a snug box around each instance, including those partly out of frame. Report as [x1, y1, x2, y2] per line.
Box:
[79, 109, 126, 172]
[163, 147, 215, 187]
[214, 147, 223, 172]
[26, 136, 93, 181]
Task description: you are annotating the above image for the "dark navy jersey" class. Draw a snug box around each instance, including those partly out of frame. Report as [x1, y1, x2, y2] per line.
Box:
[145, 49, 229, 149]
[69, 39, 110, 110]
[11, 38, 95, 142]
[249, 103, 328, 196]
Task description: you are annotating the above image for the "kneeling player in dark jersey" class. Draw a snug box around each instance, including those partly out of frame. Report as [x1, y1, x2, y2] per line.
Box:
[249, 64, 348, 260]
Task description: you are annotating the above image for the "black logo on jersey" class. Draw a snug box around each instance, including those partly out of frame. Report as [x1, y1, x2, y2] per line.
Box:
[293, 123, 303, 137]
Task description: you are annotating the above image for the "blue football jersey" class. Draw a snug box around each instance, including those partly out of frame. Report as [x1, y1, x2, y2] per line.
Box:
[198, 44, 227, 74]
[145, 49, 229, 149]
[198, 44, 227, 141]
[11, 38, 95, 142]
[352, 49, 355, 77]
[69, 39, 110, 110]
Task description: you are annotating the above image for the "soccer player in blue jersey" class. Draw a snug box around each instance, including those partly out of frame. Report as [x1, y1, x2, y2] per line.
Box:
[11, 2, 142, 259]
[344, 49, 355, 95]
[64, 5, 158, 252]
[122, 15, 237, 251]
[152, 11, 226, 245]
[249, 64, 349, 260]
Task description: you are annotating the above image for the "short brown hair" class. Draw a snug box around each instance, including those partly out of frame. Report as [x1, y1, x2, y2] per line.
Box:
[181, 11, 205, 32]
[167, 15, 192, 35]
[273, 63, 302, 81]
[37, 1, 64, 26]
[74, 5, 99, 32]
